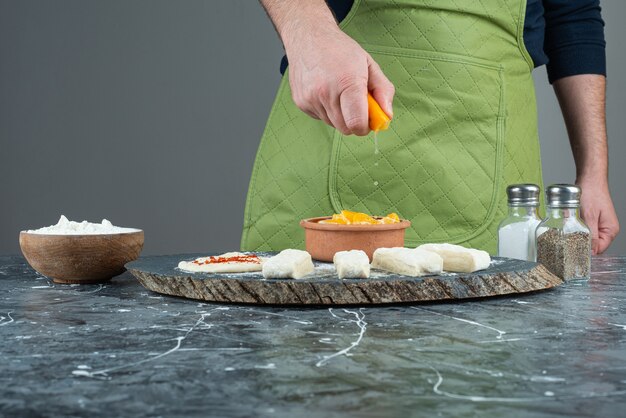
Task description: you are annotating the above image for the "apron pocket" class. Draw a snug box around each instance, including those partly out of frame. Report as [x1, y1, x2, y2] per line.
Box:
[329, 45, 505, 246]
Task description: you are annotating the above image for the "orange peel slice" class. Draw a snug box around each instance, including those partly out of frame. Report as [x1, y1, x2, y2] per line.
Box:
[368, 93, 391, 132]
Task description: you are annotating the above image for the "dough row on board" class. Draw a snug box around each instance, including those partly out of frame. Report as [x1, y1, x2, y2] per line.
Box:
[177, 244, 491, 280]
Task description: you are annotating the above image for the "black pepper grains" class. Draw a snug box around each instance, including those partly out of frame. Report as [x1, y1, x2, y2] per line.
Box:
[537, 229, 591, 280]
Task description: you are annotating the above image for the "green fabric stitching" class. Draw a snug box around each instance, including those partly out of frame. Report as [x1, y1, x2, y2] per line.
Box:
[241, 0, 541, 254]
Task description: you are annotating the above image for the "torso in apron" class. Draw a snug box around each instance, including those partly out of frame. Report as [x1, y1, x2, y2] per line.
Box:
[241, 0, 543, 254]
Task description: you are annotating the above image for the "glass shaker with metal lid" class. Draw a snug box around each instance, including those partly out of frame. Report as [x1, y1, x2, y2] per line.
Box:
[535, 184, 591, 280]
[497, 184, 541, 261]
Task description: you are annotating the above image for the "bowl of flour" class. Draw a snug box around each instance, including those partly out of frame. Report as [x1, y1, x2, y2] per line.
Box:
[19, 216, 144, 284]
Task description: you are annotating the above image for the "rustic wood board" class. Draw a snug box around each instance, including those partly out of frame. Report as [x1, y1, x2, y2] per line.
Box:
[126, 253, 563, 305]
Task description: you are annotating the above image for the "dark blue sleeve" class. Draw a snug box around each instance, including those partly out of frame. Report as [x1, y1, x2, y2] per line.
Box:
[542, 0, 606, 83]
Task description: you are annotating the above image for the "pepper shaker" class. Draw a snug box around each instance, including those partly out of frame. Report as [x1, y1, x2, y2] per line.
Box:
[535, 184, 591, 280]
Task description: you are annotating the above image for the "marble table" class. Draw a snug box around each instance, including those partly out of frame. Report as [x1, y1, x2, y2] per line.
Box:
[1, 255, 625, 417]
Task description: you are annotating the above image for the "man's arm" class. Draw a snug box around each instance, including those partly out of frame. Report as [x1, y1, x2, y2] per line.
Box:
[553, 74, 619, 254]
[259, 0, 394, 136]
[543, 0, 618, 253]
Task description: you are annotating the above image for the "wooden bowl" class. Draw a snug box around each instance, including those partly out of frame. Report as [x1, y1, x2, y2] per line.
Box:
[300, 217, 411, 262]
[19, 230, 144, 284]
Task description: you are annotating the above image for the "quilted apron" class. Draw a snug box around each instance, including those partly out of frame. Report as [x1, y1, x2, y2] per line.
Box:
[241, 0, 543, 254]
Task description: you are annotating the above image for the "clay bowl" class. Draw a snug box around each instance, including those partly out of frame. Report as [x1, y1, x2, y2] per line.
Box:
[300, 216, 411, 262]
[19, 230, 144, 284]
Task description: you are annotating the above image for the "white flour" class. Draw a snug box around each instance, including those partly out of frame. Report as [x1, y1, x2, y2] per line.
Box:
[26, 215, 140, 235]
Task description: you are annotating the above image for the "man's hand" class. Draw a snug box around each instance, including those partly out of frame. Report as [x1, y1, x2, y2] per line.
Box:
[286, 24, 394, 136]
[577, 178, 620, 255]
[554, 74, 620, 254]
[260, 0, 395, 136]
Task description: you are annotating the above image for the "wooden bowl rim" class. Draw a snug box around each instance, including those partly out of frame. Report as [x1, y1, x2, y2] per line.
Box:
[300, 216, 411, 232]
[20, 230, 144, 238]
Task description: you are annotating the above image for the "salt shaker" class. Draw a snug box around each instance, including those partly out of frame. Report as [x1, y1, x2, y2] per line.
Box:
[535, 184, 591, 280]
[497, 184, 541, 261]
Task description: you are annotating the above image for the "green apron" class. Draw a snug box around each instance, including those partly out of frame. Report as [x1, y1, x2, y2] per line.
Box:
[241, 0, 543, 254]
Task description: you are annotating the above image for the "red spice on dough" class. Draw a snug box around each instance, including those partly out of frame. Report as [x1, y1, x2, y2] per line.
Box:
[192, 255, 260, 265]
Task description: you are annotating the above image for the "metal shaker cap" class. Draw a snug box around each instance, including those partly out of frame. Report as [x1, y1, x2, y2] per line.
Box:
[546, 184, 581, 208]
[506, 184, 540, 206]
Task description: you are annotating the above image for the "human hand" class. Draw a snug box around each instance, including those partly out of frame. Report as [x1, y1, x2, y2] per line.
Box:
[283, 24, 395, 136]
[577, 178, 620, 255]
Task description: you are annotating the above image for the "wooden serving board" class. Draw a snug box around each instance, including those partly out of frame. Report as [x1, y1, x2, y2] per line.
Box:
[126, 253, 563, 305]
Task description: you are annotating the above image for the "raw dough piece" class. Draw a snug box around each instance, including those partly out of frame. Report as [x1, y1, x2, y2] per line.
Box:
[178, 252, 263, 273]
[417, 243, 491, 273]
[371, 247, 443, 277]
[262, 249, 315, 279]
[333, 250, 370, 279]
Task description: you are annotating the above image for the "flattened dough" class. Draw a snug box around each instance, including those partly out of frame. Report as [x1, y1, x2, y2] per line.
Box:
[417, 243, 491, 273]
[262, 249, 315, 279]
[178, 252, 263, 273]
[333, 250, 370, 279]
[371, 247, 443, 277]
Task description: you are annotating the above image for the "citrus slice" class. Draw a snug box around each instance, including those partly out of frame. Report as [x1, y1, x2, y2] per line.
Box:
[386, 213, 400, 222]
[319, 210, 401, 225]
[368, 93, 391, 132]
[341, 210, 376, 224]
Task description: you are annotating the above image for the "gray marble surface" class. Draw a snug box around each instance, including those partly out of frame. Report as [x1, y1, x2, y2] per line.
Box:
[1, 255, 625, 417]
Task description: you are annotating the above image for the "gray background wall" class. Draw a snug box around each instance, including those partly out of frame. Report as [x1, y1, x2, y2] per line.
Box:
[1, 0, 624, 256]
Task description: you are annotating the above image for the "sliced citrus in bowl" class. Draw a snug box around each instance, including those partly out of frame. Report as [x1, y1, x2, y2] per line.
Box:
[319, 210, 401, 225]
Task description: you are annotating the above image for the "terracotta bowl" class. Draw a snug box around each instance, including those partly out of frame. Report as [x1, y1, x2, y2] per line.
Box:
[300, 216, 411, 262]
[19, 230, 144, 284]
